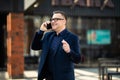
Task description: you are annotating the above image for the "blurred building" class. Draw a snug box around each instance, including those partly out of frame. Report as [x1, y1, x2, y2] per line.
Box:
[24, 0, 120, 67]
[0, 0, 120, 70]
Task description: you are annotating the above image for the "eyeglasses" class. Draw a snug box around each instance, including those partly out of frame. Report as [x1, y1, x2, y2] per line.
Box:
[50, 18, 64, 22]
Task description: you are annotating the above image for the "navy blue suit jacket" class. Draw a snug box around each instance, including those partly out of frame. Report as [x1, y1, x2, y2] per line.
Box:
[31, 29, 81, 80]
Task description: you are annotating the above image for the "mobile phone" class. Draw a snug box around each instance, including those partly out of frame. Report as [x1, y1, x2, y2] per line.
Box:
[47, 23, 52, 29]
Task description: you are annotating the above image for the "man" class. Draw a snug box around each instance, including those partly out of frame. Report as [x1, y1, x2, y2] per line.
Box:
[31, 10, 81, 80]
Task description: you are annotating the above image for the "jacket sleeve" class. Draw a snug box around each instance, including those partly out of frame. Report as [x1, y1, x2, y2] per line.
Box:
[67, 35, 81, 64]
[31, 30, 44, 50]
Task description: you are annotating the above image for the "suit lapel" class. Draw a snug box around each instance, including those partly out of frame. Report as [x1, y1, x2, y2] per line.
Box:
[53, 30, 69, 56]
[46, 30, 69, 57]
[48, 32, 55, 47]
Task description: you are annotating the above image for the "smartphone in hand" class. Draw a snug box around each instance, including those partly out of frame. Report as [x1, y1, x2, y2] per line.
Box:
[47, 23, 52, 29]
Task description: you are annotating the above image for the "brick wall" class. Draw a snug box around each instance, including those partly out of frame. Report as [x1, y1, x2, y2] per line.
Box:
[7, 13, 24, 78]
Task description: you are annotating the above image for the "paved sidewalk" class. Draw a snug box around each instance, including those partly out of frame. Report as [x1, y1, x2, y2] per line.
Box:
[0, 68, 120, 80]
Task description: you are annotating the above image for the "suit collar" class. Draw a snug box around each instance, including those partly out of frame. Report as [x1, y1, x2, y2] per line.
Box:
[59, 28, 68, 36]
[54, 28, 68, 38]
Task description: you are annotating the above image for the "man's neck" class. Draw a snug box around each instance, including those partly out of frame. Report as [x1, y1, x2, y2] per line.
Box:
[56, 27, 66, 35]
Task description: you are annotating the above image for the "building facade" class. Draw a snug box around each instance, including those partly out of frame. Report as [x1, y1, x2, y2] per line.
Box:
[0, 0, 120, 71]
[24, 0, 120, 67]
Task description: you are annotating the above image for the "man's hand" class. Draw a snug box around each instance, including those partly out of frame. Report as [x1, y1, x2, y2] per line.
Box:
[40, 21, 51, 31]
[62, 40, 70, 53]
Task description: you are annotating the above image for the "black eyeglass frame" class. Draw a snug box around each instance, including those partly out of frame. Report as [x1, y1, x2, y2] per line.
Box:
[50, 18, 64, 21]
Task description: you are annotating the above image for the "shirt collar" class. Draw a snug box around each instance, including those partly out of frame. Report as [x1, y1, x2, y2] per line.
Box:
[57, 28, 68, 37]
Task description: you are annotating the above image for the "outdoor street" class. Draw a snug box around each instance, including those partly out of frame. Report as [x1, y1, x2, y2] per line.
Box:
[0, 68, 120, 80]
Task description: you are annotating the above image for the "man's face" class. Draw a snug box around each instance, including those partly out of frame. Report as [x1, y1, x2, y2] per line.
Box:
[51, 13, 66, 32]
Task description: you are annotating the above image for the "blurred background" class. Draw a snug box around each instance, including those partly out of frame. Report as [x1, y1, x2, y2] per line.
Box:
[0, 0, 120, 71]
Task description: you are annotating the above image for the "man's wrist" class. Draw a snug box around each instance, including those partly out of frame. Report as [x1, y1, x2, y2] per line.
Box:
[66, 49, 71, 54]
[37, 30, 44, 34]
